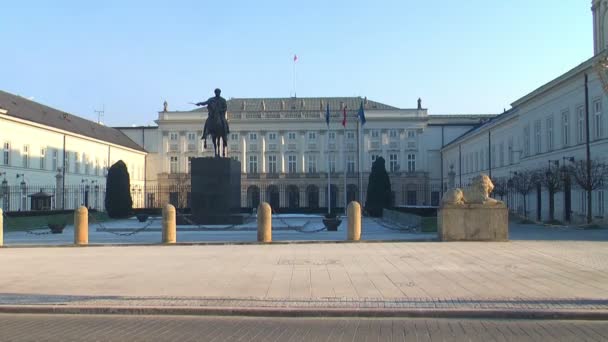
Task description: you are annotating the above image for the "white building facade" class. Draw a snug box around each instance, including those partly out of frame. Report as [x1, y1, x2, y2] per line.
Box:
[441, 1, 608, 224]
[126, 97, 491, 210]
[0, 91, 147, 212]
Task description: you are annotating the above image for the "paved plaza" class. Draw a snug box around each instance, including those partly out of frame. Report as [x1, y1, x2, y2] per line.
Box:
[0, 229, 607, 317]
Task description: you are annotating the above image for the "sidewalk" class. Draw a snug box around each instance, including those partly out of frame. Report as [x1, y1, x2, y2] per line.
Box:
[1, 240, 607, 318]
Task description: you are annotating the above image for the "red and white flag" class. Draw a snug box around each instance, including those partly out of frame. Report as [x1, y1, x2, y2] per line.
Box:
[342, 106, 347, 127]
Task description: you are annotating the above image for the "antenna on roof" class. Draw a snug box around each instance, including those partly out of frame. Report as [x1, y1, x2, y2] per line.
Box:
[94, 105, 105, 124]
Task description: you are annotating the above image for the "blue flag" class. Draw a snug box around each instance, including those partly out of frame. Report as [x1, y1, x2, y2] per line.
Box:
[325, 103, 330, 126]
[358, 101, 366, 125]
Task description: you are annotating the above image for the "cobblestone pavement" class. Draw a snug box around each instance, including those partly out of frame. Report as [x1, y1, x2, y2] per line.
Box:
[0, 241, 607, 314]
[0, 314, 607, 341]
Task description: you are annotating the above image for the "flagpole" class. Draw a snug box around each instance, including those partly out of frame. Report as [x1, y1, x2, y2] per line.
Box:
[357, 113, 362, 204]
[343, 122, 347, 214]
[293, 55, 297, 97]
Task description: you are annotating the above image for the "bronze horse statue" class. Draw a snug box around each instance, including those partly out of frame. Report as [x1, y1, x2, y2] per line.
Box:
[196, 88, 229, 158]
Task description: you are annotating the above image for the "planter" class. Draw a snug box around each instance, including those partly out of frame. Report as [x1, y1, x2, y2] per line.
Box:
[136, 214, 149, 222]
[322, 218, 342, 231]
[48, 223, 66, 234]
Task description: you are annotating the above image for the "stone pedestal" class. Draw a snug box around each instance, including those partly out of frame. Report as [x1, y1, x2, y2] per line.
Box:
[438, 203, 508, 241]
[191, 157, 242, 225]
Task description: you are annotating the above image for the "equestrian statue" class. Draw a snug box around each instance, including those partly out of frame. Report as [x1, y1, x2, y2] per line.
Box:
[196, 88, 230, 158]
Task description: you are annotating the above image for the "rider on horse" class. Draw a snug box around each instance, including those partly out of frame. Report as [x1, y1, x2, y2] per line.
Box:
[196, 88, 230, 150]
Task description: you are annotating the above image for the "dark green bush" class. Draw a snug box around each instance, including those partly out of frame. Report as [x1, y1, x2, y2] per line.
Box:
[105, 160, 133, 218]
[365, 157, 392, 217]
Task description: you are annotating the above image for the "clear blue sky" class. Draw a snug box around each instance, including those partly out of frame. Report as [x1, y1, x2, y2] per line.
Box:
[0, 0, 592, 126]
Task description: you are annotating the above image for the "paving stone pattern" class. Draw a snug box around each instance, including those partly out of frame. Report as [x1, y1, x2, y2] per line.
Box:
[0, 314, 607, 341]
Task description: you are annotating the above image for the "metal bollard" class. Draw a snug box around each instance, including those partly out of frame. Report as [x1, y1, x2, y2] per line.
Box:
[347, 201, 361, 241]
[74, 206, 89, 245]
[0, 208, 3, 247]
[162, 204, 176, 244]
[257, 202, 272, 243]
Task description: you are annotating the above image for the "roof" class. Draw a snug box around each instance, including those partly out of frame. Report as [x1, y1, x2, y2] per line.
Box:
[189, 96, 398, 113]
[0, 90, 145, 152]
[440, 108, 519, 150]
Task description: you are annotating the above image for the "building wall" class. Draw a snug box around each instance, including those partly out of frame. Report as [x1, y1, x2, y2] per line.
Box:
[442, 60, 608, 223]
[0, 114, 146, 211]
[142, 104, 489, 209]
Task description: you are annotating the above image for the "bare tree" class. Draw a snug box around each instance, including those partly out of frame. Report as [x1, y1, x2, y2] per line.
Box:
[509, 170, 538, 218]
[491, 177, 508, 201]
[538, 166, 563, 222]
[570, 159, 608, 223]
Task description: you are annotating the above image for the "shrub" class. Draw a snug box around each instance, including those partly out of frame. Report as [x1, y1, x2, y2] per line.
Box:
[105, 160, 133, 218]
[365, 157, 392, 217]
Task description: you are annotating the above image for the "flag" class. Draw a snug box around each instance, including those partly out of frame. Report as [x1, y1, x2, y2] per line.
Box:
[342, 106, 347, 127]
[293, 54, 298, 62]
[358, 101, 366, 125]
[325, 103, 330, 127]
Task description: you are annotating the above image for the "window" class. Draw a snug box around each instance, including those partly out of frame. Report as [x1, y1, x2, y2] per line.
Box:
[22, 145, 29, 168]
[389, 153, 399, 172]
[95, 158, 100, 176]
[169, 156, 178, 173]
[580, 191, 587, 213]
[523, 125, 530, 156]
[268, 132, 277, 141]
[83, 153, 90, 174]
[248, 155, 258, 173]
[288, 155, 297, 173]
[268, 155, 277, 174]
[499, 143, 504, 167]
[307, 154, 317, 173]
[347, 155, 355, 173]
[328, 132, 336, 140]
[508, 137, 514, 164]
[307, 132, 316, 140]
[52, 149, 58, 171]
[389, 130, 398, 138]
[169, 132, 178, 141]
[577, 106, 585, 143]
[562, 110, 570, 146]
[288, 132, 296, 140]
[407, 153, 416, 172]
[3, 142, 10, 165]
[74, 152, 80, 173]
[371, 130, 379, 138]
[249, 133, 257, 141]
[187, 132, 196, 141]
[39, 148, 46, 169]
[407, 130, 416, 138]
[546, 116, 554, 151]
[346, 131, 355, 140]
[230, 133, 238, 141]
[328, 154, 336, 173]
[371, 154, 381, 167]
[534, 120, 542, 154]
[594, 99, 603, 139]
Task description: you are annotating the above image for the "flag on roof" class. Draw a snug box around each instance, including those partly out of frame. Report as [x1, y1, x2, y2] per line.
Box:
[342, 106, 347, 127]
[325, 103, 330, 127]
[358, 101, 366, 125]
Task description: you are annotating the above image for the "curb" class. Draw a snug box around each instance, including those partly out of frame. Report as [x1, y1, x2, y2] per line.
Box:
[0, 305, 606, 320]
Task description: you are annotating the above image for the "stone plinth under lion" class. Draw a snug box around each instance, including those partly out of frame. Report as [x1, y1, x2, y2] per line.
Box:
[190, 157, 242, 225]
[438, 174, 508, 241]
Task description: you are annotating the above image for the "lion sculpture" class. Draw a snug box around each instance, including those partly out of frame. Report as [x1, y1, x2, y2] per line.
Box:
[442, 173, 502, 206]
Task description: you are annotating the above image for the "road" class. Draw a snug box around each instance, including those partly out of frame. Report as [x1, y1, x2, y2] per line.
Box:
[0, 314, 607, 341]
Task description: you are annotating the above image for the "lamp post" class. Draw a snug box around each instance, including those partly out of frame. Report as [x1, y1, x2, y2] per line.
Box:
[561, 156, 574, 222]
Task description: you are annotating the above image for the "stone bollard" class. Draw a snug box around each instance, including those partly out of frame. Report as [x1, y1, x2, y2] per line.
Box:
[257, 202, 272, 243]
[162, 204, 176, 244]
[0, 208, 3, 247]
[74, 206, 88, 245]
[347, 201, 361, 241]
